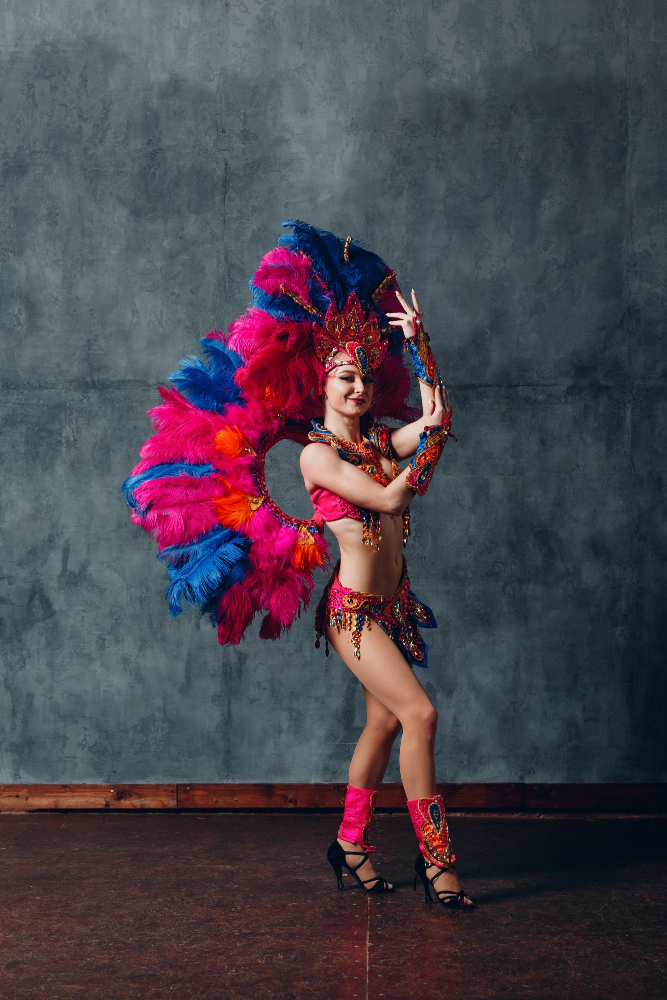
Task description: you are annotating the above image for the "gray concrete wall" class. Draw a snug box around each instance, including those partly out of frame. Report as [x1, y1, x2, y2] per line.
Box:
[1, 0, 664, 783]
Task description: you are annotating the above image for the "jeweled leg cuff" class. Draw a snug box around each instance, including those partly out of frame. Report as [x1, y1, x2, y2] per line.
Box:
[407, 793, 456, 868]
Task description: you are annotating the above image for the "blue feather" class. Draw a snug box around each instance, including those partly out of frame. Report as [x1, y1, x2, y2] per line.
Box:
[157, 525, 252, 618]
[121, 462, 216, 512]
[278, 219, 389, 313]
[249, 279, 333, 320]
[168, 337, 245, 412]
[247, 283, 312, 322]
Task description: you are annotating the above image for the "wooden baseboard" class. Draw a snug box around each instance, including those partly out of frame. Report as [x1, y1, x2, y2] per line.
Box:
[0, 783, 665, 813]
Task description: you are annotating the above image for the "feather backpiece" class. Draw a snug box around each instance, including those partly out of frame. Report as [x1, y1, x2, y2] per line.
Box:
[122, 220, 418, 645]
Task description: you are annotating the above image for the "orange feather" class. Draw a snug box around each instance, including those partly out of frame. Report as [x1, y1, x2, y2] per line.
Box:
[214, 425, 253, 458]
[214, 489, 263, 530]
[293, 527, 325, 570]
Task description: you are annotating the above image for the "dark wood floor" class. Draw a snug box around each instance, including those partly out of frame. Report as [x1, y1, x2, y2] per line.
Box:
[1, 812, 665, 999]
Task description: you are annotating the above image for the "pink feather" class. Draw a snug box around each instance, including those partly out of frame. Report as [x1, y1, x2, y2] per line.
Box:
[253, 570, 314, 638]
[226, 308, 280, 361]
[133, 473, 225, 512]
[214, 453, 256, 493]
[245, 507, 299, 567]
[133, 474, 225, 547]
[139, 387, 229, 466]
[216, 581, 256, 645]
[371, 352, 420, 424]
[252, 247, 314, 304]
[219, 398, 279, 448]
[231, 318, 320, 416]
[141, 504, 220, 549]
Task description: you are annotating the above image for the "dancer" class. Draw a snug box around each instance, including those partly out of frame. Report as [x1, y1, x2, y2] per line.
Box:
[302, 289, 473, 908]
[122, 220, 473, 910]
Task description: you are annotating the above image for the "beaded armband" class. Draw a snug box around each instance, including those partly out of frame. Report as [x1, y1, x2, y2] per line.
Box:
[405, 420, 451, 496]
[403, 319, 441, 395]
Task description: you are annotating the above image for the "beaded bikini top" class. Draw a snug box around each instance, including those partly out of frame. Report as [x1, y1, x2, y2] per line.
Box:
[307, 418, 410, 549]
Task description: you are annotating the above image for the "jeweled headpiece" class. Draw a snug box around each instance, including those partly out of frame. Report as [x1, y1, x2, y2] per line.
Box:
[313, 292, 389, 378]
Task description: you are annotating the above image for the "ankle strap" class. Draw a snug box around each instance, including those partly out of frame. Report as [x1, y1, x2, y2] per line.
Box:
[426, 862, 455, 882]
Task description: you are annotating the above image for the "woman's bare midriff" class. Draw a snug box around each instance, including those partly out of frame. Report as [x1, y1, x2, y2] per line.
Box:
[326, 512, 405, 595]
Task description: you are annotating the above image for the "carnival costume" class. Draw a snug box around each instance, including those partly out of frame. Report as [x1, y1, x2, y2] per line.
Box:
[122, 219, 468, 905]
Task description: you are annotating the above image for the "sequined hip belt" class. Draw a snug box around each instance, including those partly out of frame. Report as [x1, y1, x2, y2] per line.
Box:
[314, 556, 437, 667]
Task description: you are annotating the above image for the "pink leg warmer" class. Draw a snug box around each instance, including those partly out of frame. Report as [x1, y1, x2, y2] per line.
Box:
[407, 793, 456, 868]
[337, 784, 378, 853]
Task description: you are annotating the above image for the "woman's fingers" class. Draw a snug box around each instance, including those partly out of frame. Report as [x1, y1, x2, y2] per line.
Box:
[391, 290, 414, 322]
[386, 307, 413, 336]
[395, 287, 424, 321]
[435, 383, 451, 409]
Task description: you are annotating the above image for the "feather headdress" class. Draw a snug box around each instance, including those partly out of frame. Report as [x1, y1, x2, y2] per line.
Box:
[122, 220, 417, 645]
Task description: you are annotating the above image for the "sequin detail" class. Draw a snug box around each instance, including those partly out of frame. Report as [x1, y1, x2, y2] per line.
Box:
[314, 556, 437, 667]
[405, 421, 452, 496]
[407, 793, 456, 868]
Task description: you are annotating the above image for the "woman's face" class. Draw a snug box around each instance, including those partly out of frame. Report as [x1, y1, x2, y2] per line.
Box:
[324, 353, 374, 417]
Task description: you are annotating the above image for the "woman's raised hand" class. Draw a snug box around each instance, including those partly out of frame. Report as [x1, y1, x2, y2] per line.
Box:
[386, 289, 451, 424]
[386, 288, 423, 340]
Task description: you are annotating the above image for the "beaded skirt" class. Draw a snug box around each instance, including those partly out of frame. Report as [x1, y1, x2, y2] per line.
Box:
[314, 557, 437, 667]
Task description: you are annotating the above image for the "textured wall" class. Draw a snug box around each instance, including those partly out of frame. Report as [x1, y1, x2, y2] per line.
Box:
[1, 1, 664, 783]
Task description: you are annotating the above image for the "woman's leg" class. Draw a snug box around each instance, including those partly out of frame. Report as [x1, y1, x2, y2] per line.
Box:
[329, 621, 472, 904]
[327, 622, 437, 799]
[337, 685, 402, 890]
[347, 684, 402, 789]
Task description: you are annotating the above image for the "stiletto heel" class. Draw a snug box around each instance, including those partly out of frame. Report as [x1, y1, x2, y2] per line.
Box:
[414, 853, 475, 909]
[327, 839, 394, 893]
[327, 845, 346, 891]
[413, 858, 433, 903]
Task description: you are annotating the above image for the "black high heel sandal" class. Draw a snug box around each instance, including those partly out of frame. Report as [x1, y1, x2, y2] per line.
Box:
[327, 839, 395, 893]
[413, 853, 474, 909]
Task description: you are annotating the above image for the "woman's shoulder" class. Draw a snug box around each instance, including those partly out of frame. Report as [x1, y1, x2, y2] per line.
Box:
[300, 441, 338, 472]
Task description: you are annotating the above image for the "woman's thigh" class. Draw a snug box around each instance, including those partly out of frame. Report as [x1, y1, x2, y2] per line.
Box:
[326, 621, 434, 723]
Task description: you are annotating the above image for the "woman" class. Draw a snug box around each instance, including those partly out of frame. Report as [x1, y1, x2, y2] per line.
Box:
[123, 219, 472, 909]
[300, 288, 474, 909]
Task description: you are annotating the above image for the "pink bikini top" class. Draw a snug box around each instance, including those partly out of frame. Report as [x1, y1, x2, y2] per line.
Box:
[306, 418, 400, 532]
[309, 487, 365, 530]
